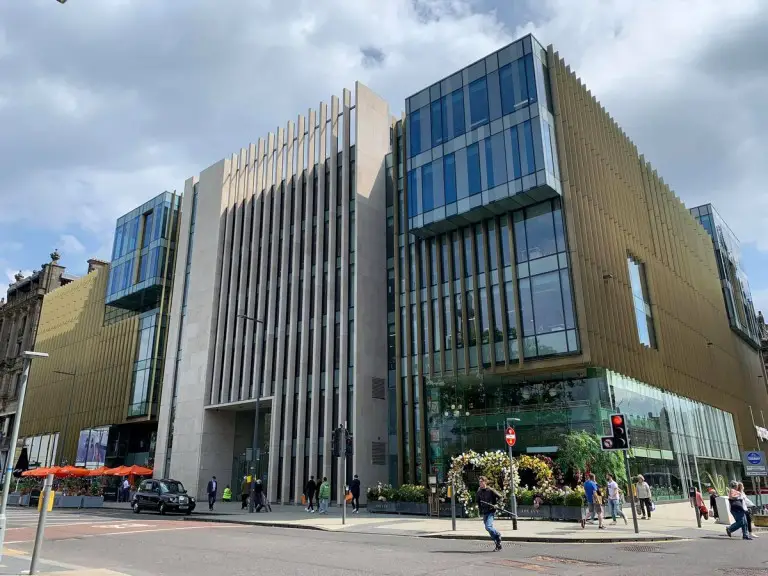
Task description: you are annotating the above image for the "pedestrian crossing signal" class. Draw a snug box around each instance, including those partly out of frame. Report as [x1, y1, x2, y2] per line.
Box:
[601, 413, 629, 451]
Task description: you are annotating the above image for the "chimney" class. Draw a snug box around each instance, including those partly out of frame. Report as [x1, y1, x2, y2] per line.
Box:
[87, 258, 110, 273]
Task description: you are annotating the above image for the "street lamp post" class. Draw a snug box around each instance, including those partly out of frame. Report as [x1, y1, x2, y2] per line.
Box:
[238, 314, 265, 513]
[52, 369, 76, 465]
[0, 351, 49, 563]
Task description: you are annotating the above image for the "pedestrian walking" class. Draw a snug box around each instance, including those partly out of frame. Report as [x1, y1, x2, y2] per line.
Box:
[635, 475, 653, 519]
[252, 479, 264, 512]
[476, 475, 503, 551]
[593, 485, 606, 530]
[206, 475, 218, 511]
[260, 477, 272, 512]
[121, 477, 130, 503]
[708, 487, 719, 520]
[318, 477, 331, 514]
[350, 474, 361, 513]
[305, 476, 317, 512]
[606, 474, 627, 525]
[738, 482, 758, 539]
[583, 473, 598, 524]
[241, 476, 249, 510]
[725, 481, 752, 540]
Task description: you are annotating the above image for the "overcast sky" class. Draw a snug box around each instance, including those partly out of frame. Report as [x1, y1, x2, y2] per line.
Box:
[1, 0, 767, 311]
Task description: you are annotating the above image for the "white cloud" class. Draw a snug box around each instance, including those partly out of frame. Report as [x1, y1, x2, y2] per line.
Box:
[57, 234, 85, 255]
[5, 268, 33, 286]
[0, 0, 767, 296]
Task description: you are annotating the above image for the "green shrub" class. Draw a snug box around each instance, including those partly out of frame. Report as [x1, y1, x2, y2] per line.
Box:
[517, 489, 535, 505]
[565, 490, 584, 507]
[545, 491, 565, 506]
[395, 484, 428, 503]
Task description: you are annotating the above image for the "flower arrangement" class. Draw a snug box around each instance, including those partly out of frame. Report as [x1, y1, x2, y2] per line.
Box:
[366, 482, 427, 503]
[448, 450, 520, 517]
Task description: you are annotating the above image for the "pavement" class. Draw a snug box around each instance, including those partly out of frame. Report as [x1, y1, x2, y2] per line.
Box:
[147, 499, 743, 543]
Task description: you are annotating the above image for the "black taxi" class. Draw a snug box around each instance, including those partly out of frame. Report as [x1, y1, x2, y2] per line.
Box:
[132, 478, 196, 515]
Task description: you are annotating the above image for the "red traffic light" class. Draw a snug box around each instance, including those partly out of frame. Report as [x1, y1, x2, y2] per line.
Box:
[611, 415, 624, 426]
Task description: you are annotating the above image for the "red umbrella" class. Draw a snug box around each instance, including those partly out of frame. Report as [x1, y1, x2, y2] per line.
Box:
[86, 466, 112, 477]
[21, 467, 50, 478]
[108, 466, 130, 477]
[57, 465, 89, 478]
[123, 465, 153, 476]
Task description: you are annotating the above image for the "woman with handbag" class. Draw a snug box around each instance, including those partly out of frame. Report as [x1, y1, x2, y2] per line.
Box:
[635, 475, 653, 519]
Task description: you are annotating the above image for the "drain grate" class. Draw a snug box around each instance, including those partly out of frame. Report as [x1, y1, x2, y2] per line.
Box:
[620, 544, 663, 553]
[530, 555, 606, 566]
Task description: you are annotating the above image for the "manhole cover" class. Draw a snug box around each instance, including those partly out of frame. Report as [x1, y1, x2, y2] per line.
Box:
[621, 544, 662, 553]
[530, 556, 606, 566]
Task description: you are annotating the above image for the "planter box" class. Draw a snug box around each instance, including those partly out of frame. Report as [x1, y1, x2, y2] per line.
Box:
[550, 505, 584, 521]
[18, 494, 30, 507]
[56, 495, 84, 508]
[8, 493, 20, 506]
[395, 502, 428, 515]
[81, 496, 104, 508]
[753, 514, 768, 528]
[368, 501, 397, 514]
[515, 504, 551, 520]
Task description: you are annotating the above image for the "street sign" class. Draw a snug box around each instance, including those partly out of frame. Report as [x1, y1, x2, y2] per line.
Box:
[505, 427, 516, 447]
[742, 450, 767, 477]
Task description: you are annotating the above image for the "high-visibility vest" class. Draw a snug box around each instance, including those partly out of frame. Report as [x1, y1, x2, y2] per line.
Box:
[223, 487, 232, 501]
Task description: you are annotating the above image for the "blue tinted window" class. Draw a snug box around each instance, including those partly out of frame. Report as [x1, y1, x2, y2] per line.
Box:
[444, 153, 457, 204]
[484, 138, 496, 188]
[430, 100, 443, 147]
[139, 253, 148, 282]
[142, 212, 154, 249]
[467, 143, 481, 196]
[113, 224, 124, 259]
[407, 170, 419, 217]
[422, 163, 434, 212]
[469, 77, 489, 127]
[524, 54, 537, 104]
[451, 90, 465, 138]
[499, 59, 529, 115]
[522, 120, 536, 175]
[409, 109, 421, 158]
[509, 126, 522, 179]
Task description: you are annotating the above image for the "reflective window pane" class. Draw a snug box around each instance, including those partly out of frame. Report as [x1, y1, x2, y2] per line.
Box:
[467, 143, 482, 196]
[469, 77, 489, 127]
[444, 153, 457, 204]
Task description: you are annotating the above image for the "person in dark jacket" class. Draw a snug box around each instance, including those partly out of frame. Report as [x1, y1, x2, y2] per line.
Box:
[476, 476, 502, 551]
[253, 479, 264, 512]
[241, 476, 250, 510]
[305, 476, 317, 512]
[206, 476, 218, 511]
[350, 474, 361, 513]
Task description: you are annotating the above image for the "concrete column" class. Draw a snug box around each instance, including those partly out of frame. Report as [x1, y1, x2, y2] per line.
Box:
[308, 103, 327, 482]
[242, 139, 266, 399]
[209, 157, 235, 404]
[295, 113, 314, 502]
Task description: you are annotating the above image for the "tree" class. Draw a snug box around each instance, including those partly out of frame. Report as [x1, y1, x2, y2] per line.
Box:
[556, 431, 625, 484]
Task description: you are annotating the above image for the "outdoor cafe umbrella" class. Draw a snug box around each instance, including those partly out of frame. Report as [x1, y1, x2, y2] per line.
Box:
[22, 466, 62, 478]
[56, 465, 90, 478]
[86, 466, 111, 477]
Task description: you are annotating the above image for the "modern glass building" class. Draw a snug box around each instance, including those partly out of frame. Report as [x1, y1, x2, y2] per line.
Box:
[387, 34, 768, 498]
[690, 203, 760, 347]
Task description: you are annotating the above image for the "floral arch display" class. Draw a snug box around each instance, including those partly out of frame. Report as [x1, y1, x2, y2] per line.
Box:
[448, 450, 584, 519]
[447, 450, 519, 517]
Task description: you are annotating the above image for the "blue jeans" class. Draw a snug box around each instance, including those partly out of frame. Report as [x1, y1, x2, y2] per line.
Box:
[609, 499, 625, 521]
[483, 512, 501, 543]
[728, 507, 749, 538]
[319, 498, 329, 513]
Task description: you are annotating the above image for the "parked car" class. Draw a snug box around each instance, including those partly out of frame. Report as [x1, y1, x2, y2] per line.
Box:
[132, 478, 195, 515]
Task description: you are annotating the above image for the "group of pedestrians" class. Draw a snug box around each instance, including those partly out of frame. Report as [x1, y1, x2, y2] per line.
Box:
[725, 480, 758, 541]
[302, 474, 362, 514]
[581, 473, 653, 529]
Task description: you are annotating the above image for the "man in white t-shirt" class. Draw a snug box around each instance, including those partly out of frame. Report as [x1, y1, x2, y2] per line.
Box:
[121, 478, 130, 503]
[606, 474, 627, 525]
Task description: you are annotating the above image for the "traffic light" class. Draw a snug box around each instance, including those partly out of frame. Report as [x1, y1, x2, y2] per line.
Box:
[601, 413, 629, 451]
[332, 427, 344, 457]
[345, 433, 354, 457]
[610, 414, 628, 448]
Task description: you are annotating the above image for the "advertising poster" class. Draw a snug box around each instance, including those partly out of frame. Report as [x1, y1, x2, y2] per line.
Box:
[87, 427, 109, 468]
[75, 430, 90, 466]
